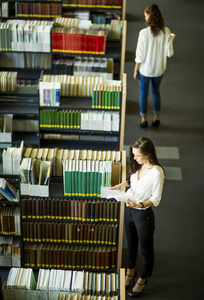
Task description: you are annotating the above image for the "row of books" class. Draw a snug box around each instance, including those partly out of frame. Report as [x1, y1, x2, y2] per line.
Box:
[40, 110, 119, 131]
[24, 243, 116, 270]
[52, 27, 106, 54]
[81, 111, 119, 131]
[2, 141, 24, 175]
[62, 0, 122, 9]
[0, 53, 51, 69]
[39, 81, 61, 106]
[0, 114, 13, 143]
[23, 147, 121, 178]
[40, 75, 101, 101]
[0, 20, 53, 52]
[0, 206, 21, 235]
[6, 267, 119, 297]
[0, 237, 21, 267]
[22, 222, 118, 245]
[74, 57, 114, 80]
[21, 198, 119, 222]
[0, 71, 17, 92]
[63, 159, 112, 197]
[16, 2, 62, 18]
[58, 295, 118, 299]
[92, 85, 121, 109]
[53, 58, 74, 75]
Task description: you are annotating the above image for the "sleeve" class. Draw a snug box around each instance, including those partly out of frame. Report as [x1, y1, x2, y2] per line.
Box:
[149, 171, 164, 207]
[166, 28, 175, 58]
[135, 30, 146, 63]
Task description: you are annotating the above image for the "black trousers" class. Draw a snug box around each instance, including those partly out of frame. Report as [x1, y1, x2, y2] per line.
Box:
[124, 206, 155, 278]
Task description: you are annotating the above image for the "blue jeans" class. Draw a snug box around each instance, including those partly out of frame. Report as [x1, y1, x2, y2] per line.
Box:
[139, 72, 164, 116]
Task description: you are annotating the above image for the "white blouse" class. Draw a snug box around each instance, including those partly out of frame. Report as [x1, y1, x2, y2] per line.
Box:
[126, 165, 164, 209]
[135, 26, 175, 77]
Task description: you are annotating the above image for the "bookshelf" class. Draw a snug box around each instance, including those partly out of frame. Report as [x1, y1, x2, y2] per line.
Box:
[0, 172, 22, 268]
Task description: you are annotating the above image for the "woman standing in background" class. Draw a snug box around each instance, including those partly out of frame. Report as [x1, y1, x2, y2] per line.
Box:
[134, 4, 175, 129]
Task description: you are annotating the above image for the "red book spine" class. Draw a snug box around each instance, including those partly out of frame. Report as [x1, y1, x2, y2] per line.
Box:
[52, 32, 57, 52]
[99, 35, 106, 54]
[95, 35, 100, 54]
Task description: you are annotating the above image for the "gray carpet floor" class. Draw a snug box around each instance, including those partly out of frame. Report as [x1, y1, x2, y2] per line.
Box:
[123, 0, 204, 299]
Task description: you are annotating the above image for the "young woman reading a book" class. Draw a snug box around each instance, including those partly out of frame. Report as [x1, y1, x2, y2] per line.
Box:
[111, 137, 164, 297]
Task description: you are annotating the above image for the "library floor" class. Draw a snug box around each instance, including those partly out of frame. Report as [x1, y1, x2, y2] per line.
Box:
[123, 0, 204, 299]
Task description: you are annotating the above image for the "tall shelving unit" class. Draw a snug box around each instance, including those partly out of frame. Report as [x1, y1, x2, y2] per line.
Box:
[0, 1, 127, 298]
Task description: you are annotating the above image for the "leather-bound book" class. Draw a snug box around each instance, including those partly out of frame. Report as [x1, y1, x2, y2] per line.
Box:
[97, 225, 102, 244]
[72, 223, 77, 243]
[72, 245, 77, 268]
[53, 245, 58, 268]
[36, 198, 40, 219]
[23, 244, 29, 266]
[27, 197, 32, 219]
[67, 199, 71, 220]
[109, 224, 113, 245]
[50, 222, 54, 242]
[59, 199, 63, 220]
[96, 246, 101, 269]
[57, 245, 61, 268]
[58, 223, 62, 242]
[87, 223, 91, 243]
[90, 201, 95, 222]
[105, 247, 111, 269]
[49, 244, 54, 268]
[83, 223, 88, 243]
[54, 222, 58, 242]
[110, 246, 116, 268]
[55, 198, 59, 220]
[39, 198, 43, 219]
[90, 224, 95, 244]
[92, 247, 96, 270]
[69, 223, 73, 243]
[63, 199, 67, 220]
[29, 222, 34, 242]
[86, 200, 91, 222]
[105, 224, 110, 245]
[61, 245, 65, 267]
[30, 244, 37, 267]
[114, 202, 118, 222]
[110, 201, 114, 222]
[43, 198, 47, 219]
[51, 199, 55, 219]
[101, 224, 106, 244]
[46, 222, 50, 242]
[106, 201, 111, 222]
[61, 223, 65, 242]
[113, 224, 118, 246]
[68, 245, 72, 268]
[102, 201, 107, 221]
[76, 223, 80, 243]
[79, 223, 84, 243]
[94, 200, 99, 222]
[82, 200, 87, 221]
[41, 222, 46, 242]
[64, 245, 69, 268]
[36, 244, 43, 267]
[47, 198, 51, 219]
[71, 200, 75, 220]
[76, 245, 82, 268]
[65, 223, 69, 242]
[75, 200, 79, 221]
[21, 197, 27, 219]
[99, 200, 103, 221]
[33, 222, 38, 242]
[80, 246, 85, 268]
[88, 246, 93, 268]
[78, 200, 82, 221]
[45, 244, 50, 268]
[94, 224, 98, 244]
[37, 222, 42, 242]
[22, 222, 27, 241]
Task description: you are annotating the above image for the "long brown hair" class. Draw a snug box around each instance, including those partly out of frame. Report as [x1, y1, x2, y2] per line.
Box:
[127, 137, 162, 183]
[145, 4, 165, 36]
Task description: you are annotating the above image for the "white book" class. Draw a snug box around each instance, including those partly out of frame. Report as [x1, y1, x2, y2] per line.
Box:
[101, 187, 135, 202]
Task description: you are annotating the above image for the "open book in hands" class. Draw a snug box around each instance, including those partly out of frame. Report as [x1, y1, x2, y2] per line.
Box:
[101, 186, 135, 202]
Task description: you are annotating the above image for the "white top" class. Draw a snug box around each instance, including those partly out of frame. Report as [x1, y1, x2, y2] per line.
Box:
[135, 26, 175, 77]
[126, 165, 164, 209]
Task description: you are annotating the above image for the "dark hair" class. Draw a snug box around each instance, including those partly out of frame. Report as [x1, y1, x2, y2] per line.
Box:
[127, 137, 162, 183]
[145, 4, 165, 36]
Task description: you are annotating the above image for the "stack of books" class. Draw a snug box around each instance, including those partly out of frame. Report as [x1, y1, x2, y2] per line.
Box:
[16, 2, 62, 18]
[0, 71, 17, 91]
[53, 58, 74, 75]
[24, 244, 116, 270]
[2, 141, 24, 174]
[0, 236, 21, 267]
[62, 0, 122, 9]
[22, 221, 118, 245]
[0, 20, 53, 52]
[21, 198, 119, 222]
[6, 267, 36, 289]
[80, 111, 120, 131]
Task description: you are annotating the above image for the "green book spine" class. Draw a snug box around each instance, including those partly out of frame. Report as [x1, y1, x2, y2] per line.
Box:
[67, 111, 70, 129]
[71, 160, 75, 196]
[70, 111, 74, 129]
[40, 110, 43, 127]
[64, 170, 69, 196]
[75, 161, 79, 196]
[97, 162, 103, 198]
[68, 160, 72, 196]
[94, 161, 99, 197]
[92, 90, 96, 108]
[107, 90, 111, 109]
[48, 110, 52, 128]
[115, 91, 121, 109]
[63, 111, 66, 128]
[95, 90, 99, 109]
[78, 160, 83, 197]
[104, 90, 108, 109]
[73, 111, 77, 129]
[82, 160, 87, 197]
[56, 111, 60, 128]
[60, 111, 63, 128]
[86, 160, 91, 197]
[76, 112, 80, 129]
[89, 161, 95, 197]
[111, 91, 115, 109]
[51, 110, 55, 128]
[102, 90, 105, 109]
